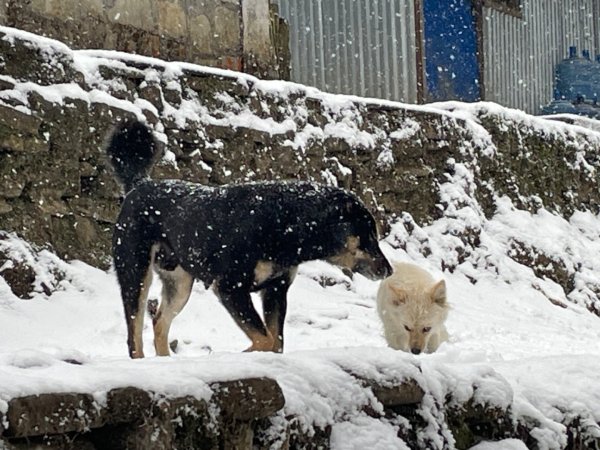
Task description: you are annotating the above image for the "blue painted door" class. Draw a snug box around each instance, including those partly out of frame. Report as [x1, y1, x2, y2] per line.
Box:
[422, 0, 481, 102]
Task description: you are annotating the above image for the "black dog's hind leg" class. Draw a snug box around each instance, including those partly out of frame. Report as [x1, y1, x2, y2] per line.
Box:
[261, 268, 297, 353]
[113, 238, 155, 359]
[214, 282, 274, 352]
[153, 265, 194, 356]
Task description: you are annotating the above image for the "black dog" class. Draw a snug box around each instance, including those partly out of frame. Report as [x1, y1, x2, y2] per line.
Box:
[107, 121, 392, 358]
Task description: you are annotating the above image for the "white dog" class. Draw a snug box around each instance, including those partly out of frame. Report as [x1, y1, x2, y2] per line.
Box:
[376, 262, 449, 354]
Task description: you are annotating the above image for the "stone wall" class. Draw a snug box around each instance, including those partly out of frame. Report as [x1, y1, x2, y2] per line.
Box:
[1, 373, 598, 449]
[0, 0, 288, 79]
[0, 376, 589, 450]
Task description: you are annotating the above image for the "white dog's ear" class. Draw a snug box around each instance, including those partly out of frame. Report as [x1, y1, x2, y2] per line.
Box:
[430, 280, 447, 305]
[390, 285, 407, 306]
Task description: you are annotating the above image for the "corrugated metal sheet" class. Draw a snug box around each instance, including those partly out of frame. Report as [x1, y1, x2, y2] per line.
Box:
[275, 0, 599, 113]
[482, 0, 599, 114]
[275, 0, 418, 102]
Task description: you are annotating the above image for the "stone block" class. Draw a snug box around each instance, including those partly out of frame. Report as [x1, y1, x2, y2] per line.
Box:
[214, 5, 241, 52]
[369, 379, 425, 407]
[28, 0, 103, 19]
[0, 105, 42, 136]
[0, 255, 36, 299]
[0, 77, 15, 91]
[23, 154, 80, 201]
[138, 81, 165, 112]
[210, 377, 285, 422]
[0, 158, 25, 198]
[104, 387, 153, 424]
[241, 0, 271, 57]
[105, 0, 157, 31]
[67, 197, 120, 223]
[188, 13, 213, 54]
[242, 0, 276, 77]
[219, 55, 243, 72]
[183, 69, 250, 99]
[0, 127, 48, 153]
[36, 198, 70, 217]
[162, 84, 182, 107]
[49, 214, 113, 268]
[5, 393, 103, 438]
[157, 0, 187, 39]
[0, 199, 12, 214]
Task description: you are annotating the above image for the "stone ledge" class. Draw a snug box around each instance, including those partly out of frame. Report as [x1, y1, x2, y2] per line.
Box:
[0, 104, 42, 135]
[6, 392, 102, 438]
[3, 377, 283, 440]
[368, 378, 425, 406]
[3, 375, 592, 450]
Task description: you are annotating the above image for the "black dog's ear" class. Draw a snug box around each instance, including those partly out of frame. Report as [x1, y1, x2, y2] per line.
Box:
[343, 197, 373, 224]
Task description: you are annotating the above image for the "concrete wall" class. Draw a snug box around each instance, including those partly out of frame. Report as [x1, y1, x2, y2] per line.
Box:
[242, 0, 275, 75]
[0, 0, 287, 78]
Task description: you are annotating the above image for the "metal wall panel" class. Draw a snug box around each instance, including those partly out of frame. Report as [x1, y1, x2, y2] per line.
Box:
[276, 0, 418, 102]
[482, 0, 599, 114]
[276, 0, 600, 113]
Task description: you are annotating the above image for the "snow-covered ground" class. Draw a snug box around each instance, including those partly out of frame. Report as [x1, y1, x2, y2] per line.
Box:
[2, 193, 600, 449]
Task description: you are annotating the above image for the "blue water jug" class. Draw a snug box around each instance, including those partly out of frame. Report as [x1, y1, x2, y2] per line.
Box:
[555, 47, 595, 101]
[541, 99, 578, 115]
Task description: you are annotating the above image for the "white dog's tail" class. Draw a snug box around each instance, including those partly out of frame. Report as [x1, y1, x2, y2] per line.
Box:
[105, 120, 159, 192]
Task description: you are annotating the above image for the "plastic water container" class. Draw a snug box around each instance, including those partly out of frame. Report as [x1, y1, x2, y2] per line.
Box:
[541, 99, 578, 115]
[555, 46, 595, 101]
[578, 50, 599, 102]
[574, 101, 600, 118]
[591, 54, 600, 101]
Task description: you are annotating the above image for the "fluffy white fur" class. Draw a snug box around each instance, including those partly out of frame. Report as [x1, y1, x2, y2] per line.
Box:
[376, 262, 449, 354]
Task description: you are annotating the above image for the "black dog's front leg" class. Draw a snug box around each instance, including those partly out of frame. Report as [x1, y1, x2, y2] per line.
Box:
[214, 283, 274, 352]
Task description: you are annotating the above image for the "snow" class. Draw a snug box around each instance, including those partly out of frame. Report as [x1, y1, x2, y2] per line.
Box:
[2, 25, 600, 448]
[3, 195, 600, 447]
[330, 416, 409, 450]
[470, 440, 528, 450]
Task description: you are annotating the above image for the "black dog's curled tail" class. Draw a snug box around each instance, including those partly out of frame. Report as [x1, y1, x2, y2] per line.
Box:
[106, 120, 159, 192]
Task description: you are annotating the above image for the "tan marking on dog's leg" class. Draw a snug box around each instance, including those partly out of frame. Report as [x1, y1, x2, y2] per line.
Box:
[265, 315, 282, 352]
[214, 284, 274, 352]
[131, 267, 153, 359]
[153, 266, 194, 357]
[254, 260, 274, 286]
[243, 328, 275, 352]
